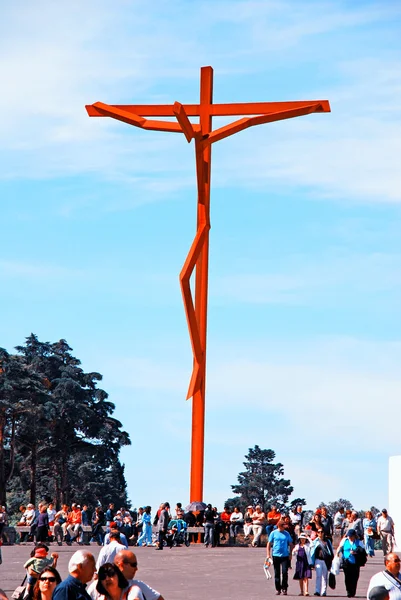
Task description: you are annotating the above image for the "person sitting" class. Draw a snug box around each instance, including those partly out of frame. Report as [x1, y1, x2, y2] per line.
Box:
[66, 504, 83, 544]
[229, 507, 244, 545]
[53, 505, 69, 546]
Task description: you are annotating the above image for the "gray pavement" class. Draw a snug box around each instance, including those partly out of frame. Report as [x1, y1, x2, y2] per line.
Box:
[0, 544, 388, 600]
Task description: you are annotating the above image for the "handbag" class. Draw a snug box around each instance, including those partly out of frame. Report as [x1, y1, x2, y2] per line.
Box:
[328, 573, 336, 590]
[354, 546, 367, 567]
[11, 576, 27, 600]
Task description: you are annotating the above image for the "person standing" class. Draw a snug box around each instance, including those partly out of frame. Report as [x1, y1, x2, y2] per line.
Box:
[290, 505, 304, 539]
[310, 528, 334, 596]
[267, 520, 294, 595]
[36, 505, 49, 543]
[320, 507, 333, 543]
[113, 549, 165, 600]
[367, 553, 401, 600]
[333, 507, 345, 535]
[96, 532, 126, 569]
[137, 507, 152, 547]
[363, 511, 378, 558]
[292, 533, 312, 596]
[203, 504, 216, 548]
[377, 510, 395, 557]
[53, 551, 96, 600]
[336, 528, 364, 598]
[156, 503, 170, 551]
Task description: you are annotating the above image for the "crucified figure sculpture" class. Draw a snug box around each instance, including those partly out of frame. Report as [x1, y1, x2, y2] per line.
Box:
[86, 66, 330, 502]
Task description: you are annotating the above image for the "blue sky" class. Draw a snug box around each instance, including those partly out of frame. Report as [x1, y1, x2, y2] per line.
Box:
[1, 0, 400, 513]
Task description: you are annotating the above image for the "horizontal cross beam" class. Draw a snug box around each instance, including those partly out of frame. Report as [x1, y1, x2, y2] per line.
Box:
[86, 100, 331, 118]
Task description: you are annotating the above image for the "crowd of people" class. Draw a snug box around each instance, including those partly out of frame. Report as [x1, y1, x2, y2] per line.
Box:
[262, 505, 397, 599]
[1, 501, 400, 600]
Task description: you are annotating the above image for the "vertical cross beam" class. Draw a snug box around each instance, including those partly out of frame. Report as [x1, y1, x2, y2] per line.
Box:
[190, 67, 213, 502]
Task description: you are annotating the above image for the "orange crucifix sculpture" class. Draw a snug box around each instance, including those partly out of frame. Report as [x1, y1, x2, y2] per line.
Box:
[86, 66, 330, 503]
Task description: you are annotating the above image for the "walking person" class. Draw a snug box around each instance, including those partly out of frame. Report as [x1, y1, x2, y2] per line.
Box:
[137, 507, 152, 547]
[293, 533, 312, 596]
[377, 510, 395, 556]
[311, 528, 334, 596]
[266, 519, 294, 595]
[203, 504, 216, 548]
[156, 503, 170, 550]
[363, 511, 377, 558]
[336, 529, 364, 598]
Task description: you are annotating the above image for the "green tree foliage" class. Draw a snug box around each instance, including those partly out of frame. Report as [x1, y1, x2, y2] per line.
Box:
[318, 498, 354, 514]
[0, 334, 131, 510]
[229, 445, 294, 511]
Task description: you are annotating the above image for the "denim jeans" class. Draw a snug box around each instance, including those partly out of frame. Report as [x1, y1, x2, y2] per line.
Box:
[204, 523, 214, 546]
[273, 556, 290, 592]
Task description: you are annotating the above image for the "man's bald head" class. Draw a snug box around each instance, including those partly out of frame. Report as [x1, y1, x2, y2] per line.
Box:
[385, 553, 401, 576]
[114, 549, 138, 581]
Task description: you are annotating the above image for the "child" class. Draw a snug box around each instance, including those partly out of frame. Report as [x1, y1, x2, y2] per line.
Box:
[24, 544, 58, 598]
[293, 533, 312, 596]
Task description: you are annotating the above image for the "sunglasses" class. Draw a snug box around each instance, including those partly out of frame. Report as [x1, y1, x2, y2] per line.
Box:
[100, 571, 117, 580]
[39, 577, 56, 583]
[125, 561, 138, 568]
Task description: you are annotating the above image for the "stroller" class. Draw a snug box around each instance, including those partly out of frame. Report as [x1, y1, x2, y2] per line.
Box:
[165, 519, 190, 547]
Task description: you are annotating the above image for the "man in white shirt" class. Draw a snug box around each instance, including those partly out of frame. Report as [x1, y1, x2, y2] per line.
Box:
[95, 531, 126, 570]
[88, 549, 164, 600]
[377, 510, 395, 556]
[114, 549, 165, 600]
[367, 553, 401, 600]
[334, 507, 345, 532]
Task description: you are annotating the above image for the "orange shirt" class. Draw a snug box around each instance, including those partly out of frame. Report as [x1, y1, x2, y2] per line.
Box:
[267, 510, 281, 525]
[68, 509, 82, 525]
[220, 511, 231, 522]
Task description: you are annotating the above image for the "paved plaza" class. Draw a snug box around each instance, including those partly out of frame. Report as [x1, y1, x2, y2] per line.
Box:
[0, 544, 387, 600]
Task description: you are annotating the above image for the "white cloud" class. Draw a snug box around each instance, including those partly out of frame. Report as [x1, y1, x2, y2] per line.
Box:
[1, 0, 401, 206]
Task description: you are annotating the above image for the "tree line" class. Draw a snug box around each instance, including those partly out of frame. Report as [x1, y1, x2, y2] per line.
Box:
[0, 334, 131, 512]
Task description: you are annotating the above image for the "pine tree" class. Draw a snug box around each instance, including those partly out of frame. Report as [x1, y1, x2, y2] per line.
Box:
[230, 445, 293, 511]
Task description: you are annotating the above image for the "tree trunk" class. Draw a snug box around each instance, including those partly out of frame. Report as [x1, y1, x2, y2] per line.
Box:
[30, 442, 37, 504]
[0, 412, 6, 505]
[8, 415, 16, 481]
[60, 447, 69, 505]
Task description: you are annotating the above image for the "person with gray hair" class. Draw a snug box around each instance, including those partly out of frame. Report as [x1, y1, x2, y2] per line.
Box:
[53, 550, 96, 600]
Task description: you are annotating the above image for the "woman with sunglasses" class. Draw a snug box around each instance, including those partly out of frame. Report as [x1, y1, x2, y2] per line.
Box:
[310, 529, 334, 596]
[95, 563, 144, 600]
[32, 567, 61, 600]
